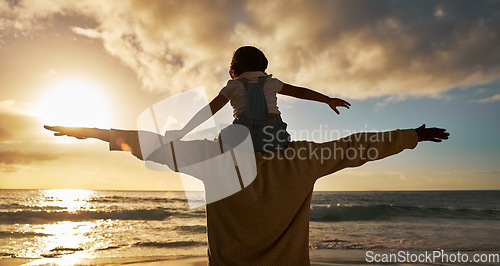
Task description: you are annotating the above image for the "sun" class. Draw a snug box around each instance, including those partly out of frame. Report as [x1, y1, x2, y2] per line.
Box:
[35, 80, 112, 128]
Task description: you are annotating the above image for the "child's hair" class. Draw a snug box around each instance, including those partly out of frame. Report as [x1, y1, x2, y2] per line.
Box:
[229, 46, 268, 79]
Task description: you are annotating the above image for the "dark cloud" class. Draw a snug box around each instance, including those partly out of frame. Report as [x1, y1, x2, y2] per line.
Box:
[1, 0, 499, 98]
[249, 0, 500, 98]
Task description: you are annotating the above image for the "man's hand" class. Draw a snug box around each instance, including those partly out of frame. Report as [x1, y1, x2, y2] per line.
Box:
[415, 124, 450, 142]
[44, 126, 109, 142]
[327, 98, 351, 115]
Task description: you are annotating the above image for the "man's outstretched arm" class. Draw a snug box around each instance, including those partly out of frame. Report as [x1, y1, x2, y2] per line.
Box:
[301, 125, 449, 180]
[45, 126, 145, 159]
[44, 126, 223, 174]
[45, 126, 110, 142]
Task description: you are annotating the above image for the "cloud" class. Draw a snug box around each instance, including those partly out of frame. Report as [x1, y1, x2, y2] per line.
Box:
[0, 150, 59, 165]
[441, 170, 500, 175]
[0, 100, 42, 143]
[0, 100, 28, 114]
[0, 127, 11, 140]
[1, 0, 499, 99]
[71, 26, 101, 39]
[0, 150, 59, 173]
[471, 94, 500, 103]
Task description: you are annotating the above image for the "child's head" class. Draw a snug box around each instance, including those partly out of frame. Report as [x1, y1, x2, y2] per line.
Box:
[229, 46, 268, 79]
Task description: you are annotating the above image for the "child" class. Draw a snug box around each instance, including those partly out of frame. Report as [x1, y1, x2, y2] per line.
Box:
[169, 46, 351, 152]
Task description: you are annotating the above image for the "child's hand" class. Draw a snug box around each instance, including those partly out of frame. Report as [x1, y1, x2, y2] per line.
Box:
[327, 98, 351, 115]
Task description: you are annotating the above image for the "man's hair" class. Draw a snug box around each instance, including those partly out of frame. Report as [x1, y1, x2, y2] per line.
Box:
[229, 46, 268, 79]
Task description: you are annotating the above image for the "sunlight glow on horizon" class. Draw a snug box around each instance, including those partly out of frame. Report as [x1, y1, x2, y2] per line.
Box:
[34, 80, 112, 128]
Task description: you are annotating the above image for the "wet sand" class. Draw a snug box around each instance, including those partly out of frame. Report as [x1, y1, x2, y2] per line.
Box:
[0, 250, 372, 265]
[2, 249, 476, 265]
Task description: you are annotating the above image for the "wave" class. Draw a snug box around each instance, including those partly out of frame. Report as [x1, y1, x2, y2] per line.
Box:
[96, 246, 121, 251]
[175, 225, 206, 234]
[50, 247, 83, 252]
[132, 241, 205, 248]
[309, 204, 500, 222]
[2, 204, 497, 224]
[88, 196, 188, 204]
[0, 231, 51, 238]
[309, 239, 364, 250]
[0, 209, 177, 224]
[0, 203, 66, 211]
[42, 247, 84, 258]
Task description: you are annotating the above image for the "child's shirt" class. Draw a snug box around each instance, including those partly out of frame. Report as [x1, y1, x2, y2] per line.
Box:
[219, 71, 283, 117]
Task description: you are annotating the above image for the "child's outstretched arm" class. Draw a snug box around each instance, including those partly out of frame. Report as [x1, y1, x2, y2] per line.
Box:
[167, 93, 229, 140]
[279, 83, 350, 114]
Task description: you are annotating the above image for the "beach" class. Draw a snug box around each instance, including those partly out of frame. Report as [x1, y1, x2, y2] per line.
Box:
[0, 251, 383, 266]
[4, 250, 500, 265]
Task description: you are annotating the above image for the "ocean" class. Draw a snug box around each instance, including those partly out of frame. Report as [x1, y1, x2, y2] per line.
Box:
[0, 189, 499, 262]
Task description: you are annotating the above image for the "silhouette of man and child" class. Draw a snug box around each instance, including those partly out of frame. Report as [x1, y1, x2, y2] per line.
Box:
[46, 46, 449, 265]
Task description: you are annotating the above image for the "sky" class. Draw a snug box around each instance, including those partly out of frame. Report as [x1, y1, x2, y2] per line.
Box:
[0, 0, 499, 191]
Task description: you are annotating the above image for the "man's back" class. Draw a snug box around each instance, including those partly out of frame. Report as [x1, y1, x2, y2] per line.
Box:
[106, 128, 419, 265]
[206, 146, 316, 265]
[205, 129, 418, 265]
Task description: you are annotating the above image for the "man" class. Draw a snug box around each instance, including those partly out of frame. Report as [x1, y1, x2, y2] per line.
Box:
[45, 124, 448, 265]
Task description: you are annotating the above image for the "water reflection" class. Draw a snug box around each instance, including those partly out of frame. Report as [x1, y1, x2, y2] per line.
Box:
[1, 189, 206, 263]
[40, 189, 94, 212]
[22, 189, 97, 263]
